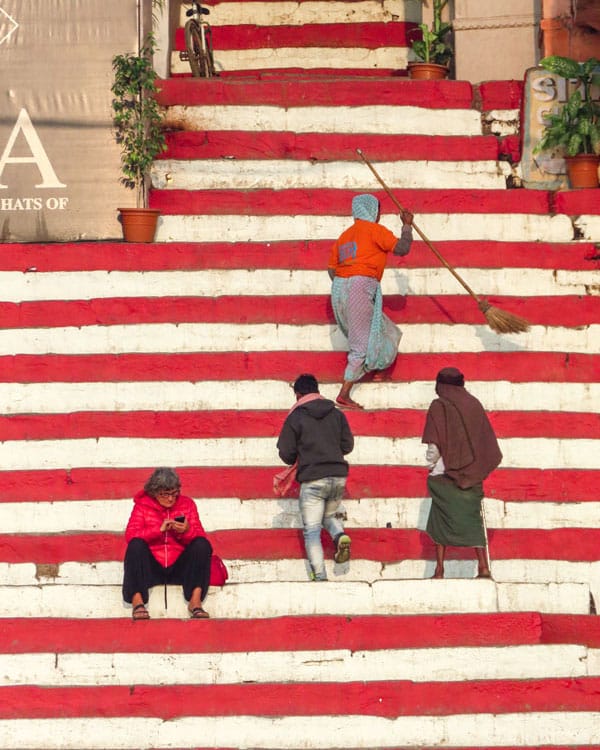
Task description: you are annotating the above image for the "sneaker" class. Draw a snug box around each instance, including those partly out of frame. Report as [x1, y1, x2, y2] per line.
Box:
[334, 534, 351, 564]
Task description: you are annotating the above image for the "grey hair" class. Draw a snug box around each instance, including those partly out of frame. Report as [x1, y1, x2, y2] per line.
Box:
[144, 467, 181, 497]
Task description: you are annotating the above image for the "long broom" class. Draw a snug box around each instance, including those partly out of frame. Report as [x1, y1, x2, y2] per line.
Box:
[356, 148, 531, 335]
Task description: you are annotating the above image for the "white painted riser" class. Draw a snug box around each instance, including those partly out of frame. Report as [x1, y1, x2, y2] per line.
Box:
[0, 323, 597, 357]
[0, 435, 595, 471]
[4, 498, 600, 534]
[163, 105, 483, 136]
[0, 267, 591, 300]
[152, 159, 511, 190]
[171, 47, 412, 74]
[0, 381, 596, 413]
[0, 581, 590, 618]
[3, 644, 596, 687]
[177, 1, 420, 26]
[156, 212, 579, 243]
[6, 560, 600, 594]
[1, 712, 600, 749]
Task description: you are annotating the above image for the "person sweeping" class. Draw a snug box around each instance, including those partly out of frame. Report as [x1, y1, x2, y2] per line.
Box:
[422, 367, 502, 579]
[328, 193, 414, 410]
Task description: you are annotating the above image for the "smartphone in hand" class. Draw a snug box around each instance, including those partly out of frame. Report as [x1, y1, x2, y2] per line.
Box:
[174, 515, 185, 523]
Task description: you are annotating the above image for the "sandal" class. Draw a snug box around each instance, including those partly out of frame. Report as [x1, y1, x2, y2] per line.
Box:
[132, 603, 150, 621]
[189, 606, 210, 619]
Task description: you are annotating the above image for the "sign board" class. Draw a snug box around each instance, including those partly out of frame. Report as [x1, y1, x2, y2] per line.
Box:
[521, 64, 600, 190]
[0, 1, 140, 241]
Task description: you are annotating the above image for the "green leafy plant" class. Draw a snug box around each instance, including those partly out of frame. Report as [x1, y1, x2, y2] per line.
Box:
[410, 0, 453, 67]
[111, 34, 167, 208]
[536, 55, 600, 157]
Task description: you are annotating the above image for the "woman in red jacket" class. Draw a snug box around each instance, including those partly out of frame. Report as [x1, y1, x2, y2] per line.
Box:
[122, 467, 213, 620]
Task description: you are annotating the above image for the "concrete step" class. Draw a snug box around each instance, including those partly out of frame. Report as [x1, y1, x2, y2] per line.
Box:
[4, 527, 600, 566]
[4, 496, 600, 534]
[5, 557, 600, 592]
[0, 579, 591, 618]
[0, 464, 596, 503]
[169, 0, 419, 75]
[2, 639, 596, 685]
[0, 433, 598, 471]
[1, 712, 599, 749]
[2, 239, 592, 271]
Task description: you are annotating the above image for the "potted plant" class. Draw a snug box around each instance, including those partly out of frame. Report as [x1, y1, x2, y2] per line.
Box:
[408, 0, 453, 80]
[111, 33, 167, 242]
[535, 55, 600, 189]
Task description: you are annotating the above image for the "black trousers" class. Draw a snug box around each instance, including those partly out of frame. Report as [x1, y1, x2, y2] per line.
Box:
[122, 536, 213, 604]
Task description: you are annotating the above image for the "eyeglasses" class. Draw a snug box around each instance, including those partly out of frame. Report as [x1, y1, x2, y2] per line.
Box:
[156, 489, 179, 498]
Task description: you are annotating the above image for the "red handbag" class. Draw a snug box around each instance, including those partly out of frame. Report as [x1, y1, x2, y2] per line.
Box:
[210, 554, 229, 586]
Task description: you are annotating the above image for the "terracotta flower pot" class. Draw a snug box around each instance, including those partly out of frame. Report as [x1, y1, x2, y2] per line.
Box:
[564, 154, 600, 189]
[118, 208, 161, 243]
[407, 62, 449, 80]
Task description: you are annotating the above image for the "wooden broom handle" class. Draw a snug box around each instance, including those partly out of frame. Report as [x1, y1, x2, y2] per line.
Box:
[356, 148, 481, 302]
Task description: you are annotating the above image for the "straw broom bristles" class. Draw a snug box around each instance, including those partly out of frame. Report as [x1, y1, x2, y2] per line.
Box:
[477, 298, 530, 334]
[356, 149, 531, 335]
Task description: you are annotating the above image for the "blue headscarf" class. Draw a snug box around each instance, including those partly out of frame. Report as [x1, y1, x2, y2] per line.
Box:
[352, 193, 379, 222]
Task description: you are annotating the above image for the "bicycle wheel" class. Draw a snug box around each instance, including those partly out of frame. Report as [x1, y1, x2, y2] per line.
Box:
[184, 21, 206, 77]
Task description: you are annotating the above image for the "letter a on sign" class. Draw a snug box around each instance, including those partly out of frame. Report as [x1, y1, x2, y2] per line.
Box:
[0, 108, 66, 189]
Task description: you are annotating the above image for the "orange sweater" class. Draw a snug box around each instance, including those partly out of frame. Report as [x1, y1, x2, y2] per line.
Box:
[329, 219, 398, 281]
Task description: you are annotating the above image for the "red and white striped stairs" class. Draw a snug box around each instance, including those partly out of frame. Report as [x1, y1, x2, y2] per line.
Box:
[1, 0, 600, 747]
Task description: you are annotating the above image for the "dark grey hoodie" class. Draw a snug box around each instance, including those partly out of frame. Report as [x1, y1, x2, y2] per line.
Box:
[277, 398, 354, 483]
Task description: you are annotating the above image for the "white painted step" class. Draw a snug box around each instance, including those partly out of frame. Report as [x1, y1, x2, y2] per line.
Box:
[0, 267, 591, 301]
[0, 381, 596, 414]
[3, 643, 594, 687]
[1, 711, 600, 749]
[0, 322, 596, 357]
[4, 497, 600, 534]
[0, 580, 590, 618]
[0, 435, 596, 471]
[164, 105, 483, 136]
[156, 212, 575, 243]
[6, 559, 600, 596]
[152, 159, 510, 191]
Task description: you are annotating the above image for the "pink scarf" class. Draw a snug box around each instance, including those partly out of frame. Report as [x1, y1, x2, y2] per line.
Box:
[273, 393, 324, 497]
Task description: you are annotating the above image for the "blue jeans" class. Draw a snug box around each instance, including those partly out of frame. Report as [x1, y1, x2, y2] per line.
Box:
[299, 476, 347, 580]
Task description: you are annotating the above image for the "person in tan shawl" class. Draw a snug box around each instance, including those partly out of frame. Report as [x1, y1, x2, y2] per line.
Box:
[422, 367, 502, 579]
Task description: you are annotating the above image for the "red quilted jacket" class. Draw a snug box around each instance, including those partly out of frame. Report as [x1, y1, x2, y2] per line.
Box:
[124, 490, 207, 568]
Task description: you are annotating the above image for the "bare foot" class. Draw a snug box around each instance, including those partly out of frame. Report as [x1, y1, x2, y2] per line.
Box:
[372, 365, 394, 382]
[336, 395, 364, 410]
[431, 566, 444, 579]
[477, 569, 492, 579]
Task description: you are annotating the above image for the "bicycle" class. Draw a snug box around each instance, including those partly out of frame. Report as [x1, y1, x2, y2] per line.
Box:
[180, 1, 216, 78]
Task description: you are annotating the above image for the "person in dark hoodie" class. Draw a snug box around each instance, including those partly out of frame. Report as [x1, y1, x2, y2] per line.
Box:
[277, 374, 354, 581]
[122, 467, 213, 619]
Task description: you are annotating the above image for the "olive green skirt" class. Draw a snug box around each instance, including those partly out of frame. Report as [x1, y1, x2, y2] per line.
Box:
[426, 475, 486, 548]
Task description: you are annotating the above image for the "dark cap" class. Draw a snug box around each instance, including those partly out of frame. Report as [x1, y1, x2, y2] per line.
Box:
[436, 367, 465, 387]
[291, 373, 319, 395]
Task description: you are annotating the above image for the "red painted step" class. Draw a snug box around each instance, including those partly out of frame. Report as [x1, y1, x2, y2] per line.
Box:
[0, 613, 546, 652]
[0, 241, 594, 271]
[0, 466, 594, 503]
[156, 76, 476, 108]
[2, 527, 600, 563]
[174, 22, 416, 50]
[0, 352, 596, 384]
[3, 677, 600, 719]
[0, 409, 597, 441]
[149, 187, 553, 215]
[1, 295, 596, 328]
[159, 131, 501, 161]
